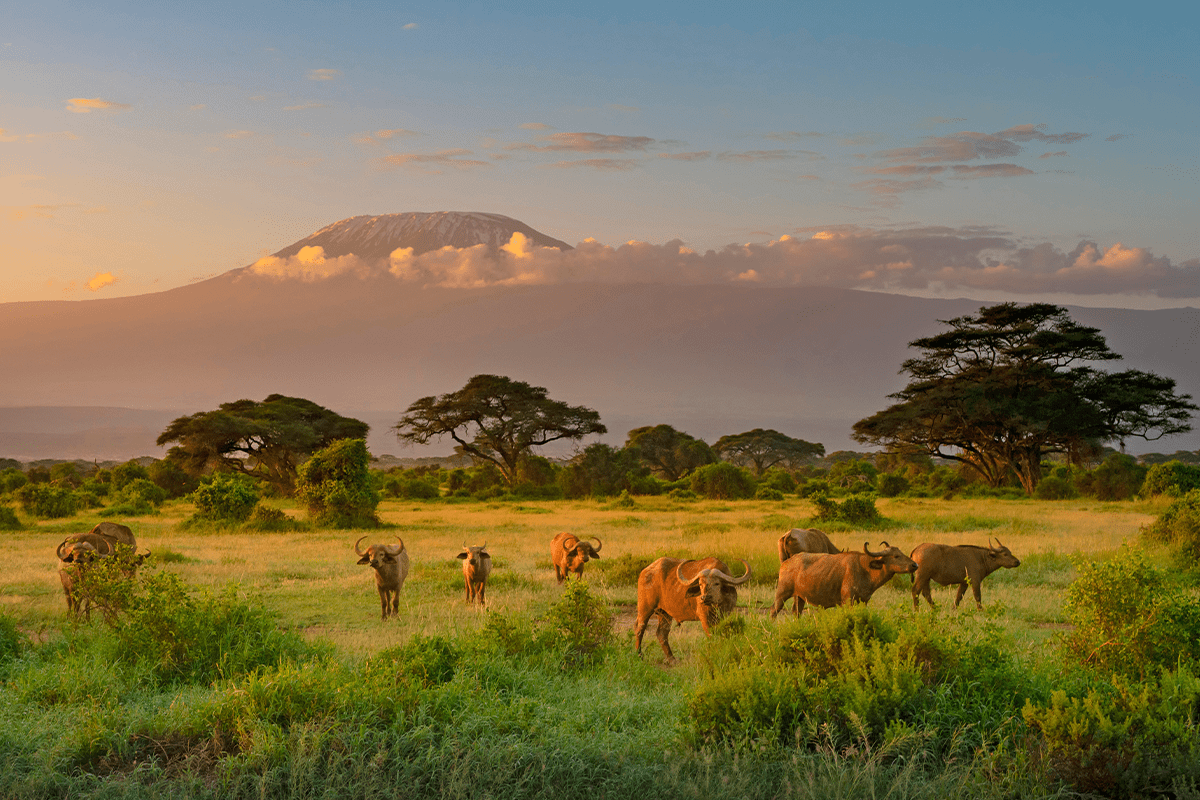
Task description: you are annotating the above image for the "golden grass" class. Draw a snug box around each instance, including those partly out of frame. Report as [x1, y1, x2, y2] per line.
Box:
[0, 494, 1167, 659]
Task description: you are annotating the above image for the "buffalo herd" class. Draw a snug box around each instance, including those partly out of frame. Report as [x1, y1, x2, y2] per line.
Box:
[53, 520, 1021, 663]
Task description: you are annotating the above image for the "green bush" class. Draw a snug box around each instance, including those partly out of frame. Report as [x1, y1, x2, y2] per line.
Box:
[0, 612, 26, 666]
[810, 492, 882, 525]
[1061, 547, 1200, 678]
[102, 477, 168, 516]
[297, 438, 381, 527]
[542, 580, 614, 669]
[383, 475, 441, 500]
[593, 552, 651, 586]
[13, 482, 76, 518]
[1076, 453, 1146, 500]
[754, 486, 784, 501]
[189, 472, 260, 522]
[0, 505, 22, 530]
[110, 460, 151, 491]
[875, 472, 910, 497]
[1034, 474, 1078, 500]
[0, 467, 27, 494]
[368, 635, 460, 688]
[760, 469, 797, 494]
[147, 458, 200, 498]
[1142, 460, 1200, 497]
[1142, 489, 1200, 562]
[690, 462, 756, 500]
[243, 505, 308, 532]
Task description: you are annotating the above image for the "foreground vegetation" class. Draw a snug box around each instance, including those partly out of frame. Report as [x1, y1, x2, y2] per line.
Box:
[3, 492, 1200, 799]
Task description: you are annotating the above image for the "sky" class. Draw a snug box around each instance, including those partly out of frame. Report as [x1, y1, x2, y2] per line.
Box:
[2, 0, 1198, 307]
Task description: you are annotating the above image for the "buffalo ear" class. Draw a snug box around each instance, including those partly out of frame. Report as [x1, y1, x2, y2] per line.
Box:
[869, 559, 884, 569]
[456, 552, 469, 560]
[382, 554, 396, 563]
[357, 555, 370, 565]
[592, 552, 601, 559]
[684, 585, 701, 598]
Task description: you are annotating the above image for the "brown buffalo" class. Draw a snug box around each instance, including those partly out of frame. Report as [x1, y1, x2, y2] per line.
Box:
[769, 542, 917, 618]
[87, 521, 136, 549]
[909, 539, 1021, 610]
[457, 543, 491, 606]
[777, 528, 840, 562]
[551, 531, 602, 584]
[355, 536, 410, 620]
[55, 531, 149, 619]
[634, 556, 752, 662]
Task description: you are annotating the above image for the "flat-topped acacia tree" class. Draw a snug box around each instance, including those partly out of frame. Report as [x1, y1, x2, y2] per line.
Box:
[394, 374, 606, 486]
[852, 303, 1196, 495]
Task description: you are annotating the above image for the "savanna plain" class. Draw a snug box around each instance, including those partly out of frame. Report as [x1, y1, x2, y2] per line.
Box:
[0, 494, 1194, 799]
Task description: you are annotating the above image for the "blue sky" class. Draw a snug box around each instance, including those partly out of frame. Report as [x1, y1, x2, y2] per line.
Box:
[2, 0, 1197, 305]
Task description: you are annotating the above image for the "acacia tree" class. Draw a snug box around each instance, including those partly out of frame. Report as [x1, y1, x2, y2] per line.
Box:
[624, 424, 716, 481]
[394, 375, 605, 486]
[713, 428, 825, 476]
[852, 303, 1196, 495]
[157, 394, 370, 496]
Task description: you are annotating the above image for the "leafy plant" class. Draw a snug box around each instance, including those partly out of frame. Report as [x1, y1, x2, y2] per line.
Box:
[541, 579, 613, 669]
[14, 482, 76, 518]
[690, 462, 755, 499]
[188, 472, 260, 523]
[0, 505, 21, 530]
[1142, 460, 1200, 498]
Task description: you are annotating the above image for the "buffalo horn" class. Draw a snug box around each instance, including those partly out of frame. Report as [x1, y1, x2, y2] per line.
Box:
[590, 536, 602, 553]
[561, 534, 577, 553]
[675, 560, 702, 587]
[864, 542, 886, 558]
[385, 536, 406, 556]
[354, 536, 368, 557]
[711, 559, 753, 586]
[56, 539, 69, 560]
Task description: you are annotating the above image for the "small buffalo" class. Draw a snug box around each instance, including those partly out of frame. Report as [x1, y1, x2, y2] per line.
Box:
[634, 556, 752, 662]
[909, 539, 1021, 610]
[770, 542, 917, 618]
[457, 543, 491, 606]
[551, 531, 602, 584]
[778, 527, 840, 562]
[55, 530, 148, 619]
[355, 536, 410, 620]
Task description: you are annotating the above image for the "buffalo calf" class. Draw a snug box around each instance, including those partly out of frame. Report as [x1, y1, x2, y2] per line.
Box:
[458, 543, 491, 606]
[355, 536, 410, 620]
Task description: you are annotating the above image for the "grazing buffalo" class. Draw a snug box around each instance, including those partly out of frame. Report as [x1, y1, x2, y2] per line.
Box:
[777, 528, 840, 562]
[355, 536, 410, 620]
[769, 542, 917, 618]
[635, 557, 752, 662]
[551, 532, 602, 584]
[55, 526, 149, 619]
[909, 539, 1021, 610]
[457, 543, 491, 606]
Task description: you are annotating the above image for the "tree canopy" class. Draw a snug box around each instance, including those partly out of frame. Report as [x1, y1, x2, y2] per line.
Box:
[624, 424, 715, 481]
[713, 428, 825, 475]
[394, 375, 606, 486]
[852, 303, 1196, 494]
[156, 394, 370, 496]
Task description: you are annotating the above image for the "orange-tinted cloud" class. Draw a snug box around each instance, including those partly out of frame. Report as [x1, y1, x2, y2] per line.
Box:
[307, 68, 341, 81]
[86, 272, 117, 291]
[66, 98, 130, 113]
[508, 132, 653, 153]
[544, 158, 638, 170]
[949, 163, 1034, 178]
[249, 245, 365, 281]
[379, 149, 492, 172]
[1040, 151, 1069, 158]
[877, 131, 1020, 163]
[994, 123, 1088, 144]
[658, 151, 711, 161]
[354, 128, 421, 145]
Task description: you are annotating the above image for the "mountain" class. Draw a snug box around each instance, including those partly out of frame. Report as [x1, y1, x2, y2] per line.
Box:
[264, 211, 573, 263]
[2, 213, 1198, 462]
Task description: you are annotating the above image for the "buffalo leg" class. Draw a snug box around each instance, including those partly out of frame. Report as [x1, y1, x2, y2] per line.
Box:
[969, 579, 983, 609]
[654, 611, 676, 662]
[914, 579, 936, 610]
[770, 584, 794, 619]
[953, 582, 968, 608]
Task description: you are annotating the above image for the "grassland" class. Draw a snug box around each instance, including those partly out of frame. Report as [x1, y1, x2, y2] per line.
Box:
[0, 493, 1184, 799]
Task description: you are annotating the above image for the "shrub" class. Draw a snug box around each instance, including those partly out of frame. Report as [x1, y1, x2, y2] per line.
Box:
[1142, 489, 1200, 562]
[296, 438, 381, 527]
[811, 492, 882, 525]
[0, 505, 21, 530]
[369, 635, 460, 688]
[542, 579, 614, 669]
[111, 460, 151, 491]
[1076, 453, 1146, 500]
[1061, 547, 1200, 678]
[243, 505, 307, 532]
[147, 458, 200, 498]
[0, 612, 26, 666]
[1142, 460, 1200, 497]
[594, 552, 651, 586]
[755, 486, 784, 501]
[189, 472, 259, 523]
[0, 467, 27, 494]
[760, 469, 797, 494]
[102, 477, 168, 515]
[797, 478, 831, 498]
[875, 472, 909, 497]
[14, 482, 76, 518]
[1034, 475, 1078, 500]
[690, 462, 755, 500]
[384, 475, 441, 500]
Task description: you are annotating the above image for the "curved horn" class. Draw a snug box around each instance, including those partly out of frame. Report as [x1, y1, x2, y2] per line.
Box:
[590, 536, 602, 553]
[562, 534, 577, 553]
[864, 541, 886, 558]
[993, 537, 1005, 550]
[57, 539, 70, 560]
[710, 559, 752, 586]
[354, 536, 368, 557]
[395, 536, 405, 553]
[675, 560, 702, 587]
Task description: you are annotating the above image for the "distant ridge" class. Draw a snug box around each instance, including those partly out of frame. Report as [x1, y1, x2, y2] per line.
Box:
[266, 211, 574, 262]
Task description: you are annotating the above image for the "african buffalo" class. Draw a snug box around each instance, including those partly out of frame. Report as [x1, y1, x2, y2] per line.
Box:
[457, 543, 491, 606]
[778, 528, 840, 562]
[909, 539, 1021, 610]
[355, 536, 410, 620]
[769, 542, 917, 618]
[551, 531, 602, 584]
[634, 556, 752, 662]
[55, 530, 149, 619]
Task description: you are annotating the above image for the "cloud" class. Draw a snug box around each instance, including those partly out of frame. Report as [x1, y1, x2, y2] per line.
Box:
[66, 98, 130, 113]
[607, 104, 640, 113]
[379, 149, 493, 172]
[308, 68, 341, 81]
[716, 149, 808, 162]
[877, 131, 1020, 163]
[283, 102, 325, 111]
[851, 177, 943, 195]
[658, 151, 711, 161]
[508, 132, 654, 153]
[544, 158, 639, 171]
[249, 245, 366, 281]
[920, 117, 967, 125]
[225, 130, 255, 139]
[244, 228, 1200, 300]
[948, 163, 1034, 178]
[864, 165, 946, 175]
[403, 22, 418, 29]
[520, 122, 552, 130]
[765, 131, 823, 141]
[0, 129, 78, 143]
[1106, 133, 1130, 142]
[6, 203, 80, 221]
[354, 128, 421, 145]
[86, 272, 117, 292]
[1040, 151, 1069, 158]
[994, 124, 1088, 144]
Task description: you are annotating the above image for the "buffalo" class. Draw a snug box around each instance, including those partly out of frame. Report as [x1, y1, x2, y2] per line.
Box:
[355, 536, 410, 620]
[55, 524, 148, 619]
[909, 539, 1021, 610]
[777, 527, 840, 562]
[769, 542, 917, 618]
[457, 543, 491, 606]
[551, 532, 602, 584]
[634, 556, 752, 662]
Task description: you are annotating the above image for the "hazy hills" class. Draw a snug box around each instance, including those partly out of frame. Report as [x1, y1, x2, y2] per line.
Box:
[3, 213, 1198, 462]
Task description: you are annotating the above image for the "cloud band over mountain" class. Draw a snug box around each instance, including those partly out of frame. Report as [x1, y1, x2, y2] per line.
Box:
[248, 228, 1200, 299]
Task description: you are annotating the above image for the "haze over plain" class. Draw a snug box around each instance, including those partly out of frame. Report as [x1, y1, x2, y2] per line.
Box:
[1, 2, 1197, 459]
